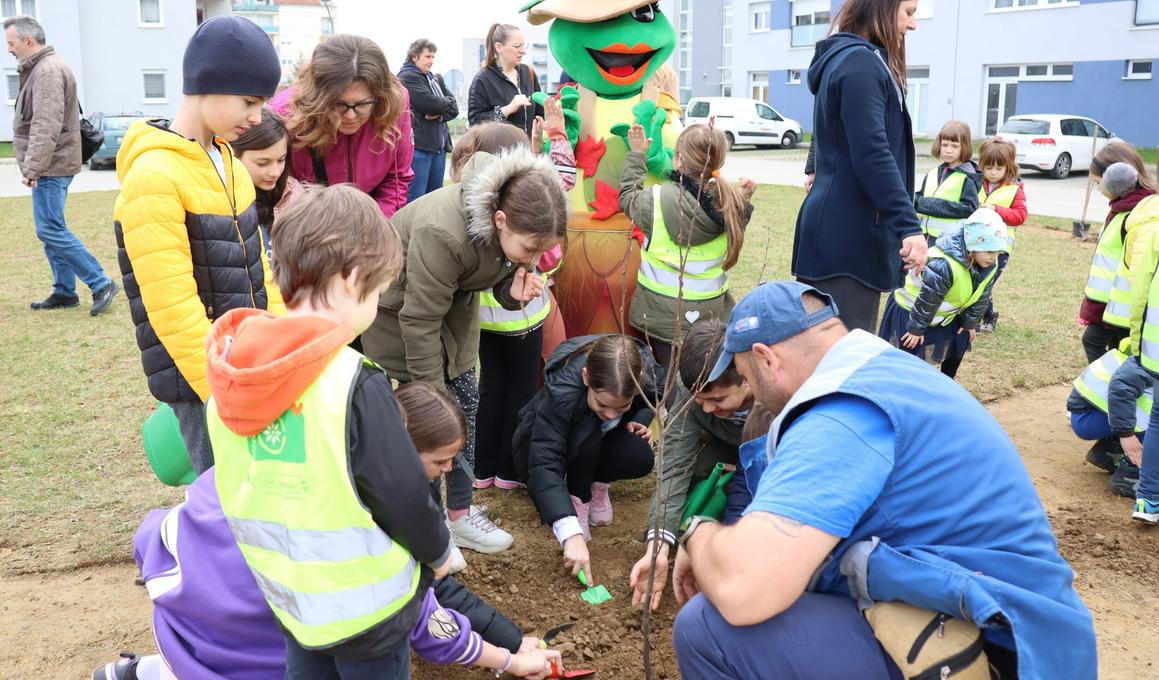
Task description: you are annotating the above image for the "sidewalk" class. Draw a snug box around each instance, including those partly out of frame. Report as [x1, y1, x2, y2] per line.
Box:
[0, 161, 122, 198]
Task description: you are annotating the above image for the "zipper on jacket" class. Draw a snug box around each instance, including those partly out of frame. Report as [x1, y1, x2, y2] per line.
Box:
[910, 633, 986, 680]
[205, 141, 258, 309]
[872, 49, 904, 112]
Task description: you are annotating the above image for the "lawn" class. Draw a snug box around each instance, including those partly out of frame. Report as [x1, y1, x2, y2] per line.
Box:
[0, 141, 13, 158]
[0, 186, 1095, 576]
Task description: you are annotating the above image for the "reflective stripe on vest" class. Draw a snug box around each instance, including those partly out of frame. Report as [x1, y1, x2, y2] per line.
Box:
[920, 167, 968, 238]
[892, 246, 997, 326]
[1072, 348, 1153, 432]
[479, 273, 551, 334]
[1103, 258, 1134, 329]
[979, 183, 1020, 249]
[210, 347, 419, 648]
[636, 185, 729, 300]
[1141, 287, 1159, 373]
[1086, 212, 1129, 304]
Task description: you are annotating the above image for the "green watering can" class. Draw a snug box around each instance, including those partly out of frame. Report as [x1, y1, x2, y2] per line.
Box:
[679, 462, 734, 525]
[142, 403, 196, 487]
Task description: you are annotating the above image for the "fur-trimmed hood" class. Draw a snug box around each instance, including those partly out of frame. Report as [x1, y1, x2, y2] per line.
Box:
[462, 147, 567, 245]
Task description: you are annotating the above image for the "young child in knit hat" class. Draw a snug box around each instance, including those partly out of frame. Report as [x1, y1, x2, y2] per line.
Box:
[878, 208, 1008, 380]
[113, 16, 285, 475]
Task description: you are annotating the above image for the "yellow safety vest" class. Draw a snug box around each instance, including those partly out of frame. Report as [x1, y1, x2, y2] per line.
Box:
[637, 186, 729, 300]
[892, 246, 998, 326]
[1140, 259, 1159, 374]
[210, 347, 419, 648]
[920, 167, 969, 239]
[979, 183, 1020, 249]
[1074, 348, 1153, 432]
[478, 273, 552, 334]
[1103, 218, 1139, 328]
[1086, 212, 1129, 305]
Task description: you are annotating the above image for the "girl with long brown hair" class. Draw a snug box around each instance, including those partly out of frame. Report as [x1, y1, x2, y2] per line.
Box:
[620, 122, 756, 370]
[466, 23, 543, 138]
[270, 34, 414, 217]
[232, 109, 296, 242]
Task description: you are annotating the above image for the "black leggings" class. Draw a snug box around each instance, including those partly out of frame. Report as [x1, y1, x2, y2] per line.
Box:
[475, 328, 544, 481]
[566, 425, 655, 503]
[1082, 323, 1128, 364]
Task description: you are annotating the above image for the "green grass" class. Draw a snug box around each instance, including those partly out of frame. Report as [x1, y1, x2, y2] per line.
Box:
[0, 141, 13, 158]
[0, 187, 1095, 574]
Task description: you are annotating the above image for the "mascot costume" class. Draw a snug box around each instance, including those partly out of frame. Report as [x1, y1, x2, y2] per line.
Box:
[522, 0, 680, 336]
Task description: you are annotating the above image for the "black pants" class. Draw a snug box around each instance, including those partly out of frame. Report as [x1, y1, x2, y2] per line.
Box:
[797, 275, 882, 333]
[475, 328, 543, 481]
[1082, 323, 1128, 364]
[983, 252, 1010, 321]
[566, 425, 655, 503]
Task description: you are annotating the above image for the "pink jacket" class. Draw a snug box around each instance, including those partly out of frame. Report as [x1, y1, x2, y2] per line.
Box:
[270, 86, 415, 218]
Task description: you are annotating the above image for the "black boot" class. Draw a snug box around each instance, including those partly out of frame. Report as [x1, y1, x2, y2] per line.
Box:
[30, 293, 80, 310]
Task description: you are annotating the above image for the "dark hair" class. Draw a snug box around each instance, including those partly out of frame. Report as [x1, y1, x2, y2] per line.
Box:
[741, 403, 774, 444]
[487, 150, 569, 248]
[395, 382, 467, 453]
[450, 121, 531, 182]
[679, 320, 742, 392]
[832, 0, 909, 91]
[484, 23, 521, 69]
[269, 184, 402, 308]
[931, 120, 973, 164]
[584, 335, 644, 400]
[978, 139, 1019, 184]
[407, 38, 437, 63]
[1091, 141, 1159, 193]
[233, 109, 291, 227]
[674, 125, 747, 269]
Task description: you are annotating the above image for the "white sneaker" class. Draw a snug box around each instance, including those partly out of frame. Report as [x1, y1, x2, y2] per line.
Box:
[446, 542, 468, 574]
[449, 509, 514, 554]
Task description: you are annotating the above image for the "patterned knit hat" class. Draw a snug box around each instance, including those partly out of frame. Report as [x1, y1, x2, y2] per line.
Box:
[962, 208, 1008, 253]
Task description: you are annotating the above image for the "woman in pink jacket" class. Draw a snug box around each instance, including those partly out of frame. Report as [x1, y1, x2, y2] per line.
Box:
[270, 34, 414, 218]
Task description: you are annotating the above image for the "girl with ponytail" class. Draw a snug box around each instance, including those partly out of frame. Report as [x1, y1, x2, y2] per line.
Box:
[619, 122, 756, 370]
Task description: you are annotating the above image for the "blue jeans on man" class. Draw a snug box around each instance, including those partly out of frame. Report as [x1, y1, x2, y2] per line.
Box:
[407, 149, 446, 204]
[32, 175, 111, 298]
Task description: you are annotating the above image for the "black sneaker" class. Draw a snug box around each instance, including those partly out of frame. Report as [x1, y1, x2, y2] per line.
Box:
[92, 652, 139, 680]
[1085, 439, 1123, 473]
[30, 293, 80, 310]
[90, 281, 120, 316]
[1108, 459, 1140, 498]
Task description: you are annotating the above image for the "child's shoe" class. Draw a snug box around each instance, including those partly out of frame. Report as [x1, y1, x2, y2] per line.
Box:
[979, 312, 998, 333]
[447, 542, 468, 574]
[473, 476, 495, 490]
[1132, 498, 1159, 525]
[571, 494, 591, 541]
[1085, 438, 1123, 473]
[93, 652, 140, 680]
[449, 508, 514, 554]
[494, 477, 525, 490]
[1108, 459, 1140, 498]
[589, 482, 613, 526]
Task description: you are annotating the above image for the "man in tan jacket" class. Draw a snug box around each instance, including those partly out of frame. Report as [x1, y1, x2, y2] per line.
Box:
[5, 15, 117, 314]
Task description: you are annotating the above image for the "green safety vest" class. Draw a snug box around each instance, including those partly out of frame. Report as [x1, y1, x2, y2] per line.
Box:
[1085, 212, 1129, 305]
[892, 246, 998, 326]
[1073, 348, 1153, 432]
[978, 183, 1020, 249]
[1102, 222, 1138, 328]
[920, 167, 969, 239]
[478, 273, 551, 334]
[209, 347, 419, 648]
[637, 186, 729, 300]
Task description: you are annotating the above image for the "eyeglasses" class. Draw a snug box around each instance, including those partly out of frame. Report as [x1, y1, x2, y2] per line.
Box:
[332, 99, 377, 116]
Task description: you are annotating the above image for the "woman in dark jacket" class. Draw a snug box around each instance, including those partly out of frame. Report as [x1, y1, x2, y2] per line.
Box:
[792, 0, 927, 333]
[512, 335, 662, 586]
[467, 23, 542, 138]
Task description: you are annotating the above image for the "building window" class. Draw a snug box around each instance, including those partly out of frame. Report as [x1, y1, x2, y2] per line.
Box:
[139, 0, 162, 26]
[720, 0, 733, 96]
[679, 0, 692, 104]
[750, 71, 769, 103]
[320, 16, 333, 35]
[990, 0, 1077, 10]
[787, 69, 801, 85]
[5, 69, 18, 105]
[750, 2, 771, 32]
[1011, 63, 1073, 81]
[906, 67, 930, 135]
[791, 1, 831, 47]
[143, 71, 167, 103]
[1, 0, 36, 17]
[1138, 0, 1159, 25]
[1126, 60, 1153, 80]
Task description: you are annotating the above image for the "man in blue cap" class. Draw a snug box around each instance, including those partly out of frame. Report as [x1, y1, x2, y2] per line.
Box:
[669, 281, 1096, 679]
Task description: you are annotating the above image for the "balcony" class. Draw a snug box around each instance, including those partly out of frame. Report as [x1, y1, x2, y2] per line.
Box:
[790, 22, 829, 47]
[233, 0, 276, 13]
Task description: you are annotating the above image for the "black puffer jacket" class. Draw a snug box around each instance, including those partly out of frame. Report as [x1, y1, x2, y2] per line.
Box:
[906, 225, 998, 335]
[433, 575, 523, 652]
[512, 335, 664, 525]
[466, 63, 542, 138]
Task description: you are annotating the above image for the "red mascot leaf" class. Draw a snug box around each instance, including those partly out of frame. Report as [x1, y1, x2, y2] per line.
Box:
[574, 135, 606, 179]
[588, 179, 621, 220]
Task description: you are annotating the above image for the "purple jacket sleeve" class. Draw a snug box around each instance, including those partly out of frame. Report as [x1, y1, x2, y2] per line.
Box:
[410, 588, 486, 666]
[373, 91, 416, 217]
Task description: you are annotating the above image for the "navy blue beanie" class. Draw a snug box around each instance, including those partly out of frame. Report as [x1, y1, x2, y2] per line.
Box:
[183, 16, 281, 97]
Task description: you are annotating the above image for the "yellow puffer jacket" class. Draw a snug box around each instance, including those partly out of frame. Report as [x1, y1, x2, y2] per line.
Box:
[1119, 195, 1159, 355]
[114, 120, 283, 403]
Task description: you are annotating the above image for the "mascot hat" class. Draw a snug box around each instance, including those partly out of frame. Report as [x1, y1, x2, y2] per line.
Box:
[522, 0, 659, 25]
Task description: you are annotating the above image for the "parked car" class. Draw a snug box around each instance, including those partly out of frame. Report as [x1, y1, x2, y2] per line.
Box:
[995, 114, 1115, 180]
[86, 112, 147, 170]
[684, 97, 803, 150]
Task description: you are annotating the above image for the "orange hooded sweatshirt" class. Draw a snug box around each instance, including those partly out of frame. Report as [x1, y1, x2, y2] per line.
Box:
[206, 308, 355, 437]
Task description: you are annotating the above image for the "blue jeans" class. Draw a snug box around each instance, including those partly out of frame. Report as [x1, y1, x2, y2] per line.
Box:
[1139, 399, 1159, 501]
[283, 633, 410, 680]
[673, 592, 903, 680]
[407, 148, 446, 204]
[32, 175, 111, 297]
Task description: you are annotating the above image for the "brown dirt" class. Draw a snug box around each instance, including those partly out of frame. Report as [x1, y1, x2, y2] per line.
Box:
[3, 384, 1158, 679]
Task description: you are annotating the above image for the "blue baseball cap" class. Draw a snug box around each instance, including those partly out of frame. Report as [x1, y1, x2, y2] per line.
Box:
[706, 281, 840, 382]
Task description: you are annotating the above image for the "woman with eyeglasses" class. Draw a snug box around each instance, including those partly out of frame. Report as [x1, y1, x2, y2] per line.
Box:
[467, 23, 543, 139]
[270, 34, 414, 217]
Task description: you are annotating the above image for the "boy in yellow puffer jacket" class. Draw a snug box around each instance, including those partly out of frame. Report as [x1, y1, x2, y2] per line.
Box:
[113, 16, 284, 475]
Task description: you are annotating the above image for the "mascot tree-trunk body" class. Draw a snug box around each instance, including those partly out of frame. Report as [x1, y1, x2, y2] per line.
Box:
[523, 0, 680, 336]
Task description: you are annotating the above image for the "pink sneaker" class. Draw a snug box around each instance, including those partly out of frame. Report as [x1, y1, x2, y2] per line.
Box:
[494, 477, 525, 490]
[589, 482, 613, 526]
[570, 495, 591, 541]
[473, 476, 495, 490]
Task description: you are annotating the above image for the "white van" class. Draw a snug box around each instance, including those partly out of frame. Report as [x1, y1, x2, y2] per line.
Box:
[684, 97, 803, 150]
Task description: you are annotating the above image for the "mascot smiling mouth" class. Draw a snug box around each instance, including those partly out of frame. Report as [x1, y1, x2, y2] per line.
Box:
[585, 43, 657, 84]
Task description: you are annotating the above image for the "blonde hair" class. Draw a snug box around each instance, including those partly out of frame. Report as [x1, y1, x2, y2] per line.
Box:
[287, 34, 404, 155]
[931, 120, 973, 163]
[674, 124, 747, 270]
[484, 23, 521, 69]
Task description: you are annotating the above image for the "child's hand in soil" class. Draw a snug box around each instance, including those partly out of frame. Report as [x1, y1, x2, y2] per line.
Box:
[510, 647, 563, 679]
[563, 534, 592, 584]
[630, 540, 670, 612]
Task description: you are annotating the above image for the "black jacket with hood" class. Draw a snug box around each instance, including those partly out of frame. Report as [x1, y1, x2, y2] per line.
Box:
[792, 33, 922, 292]
[512, 335, 664, 526]
[398, 61, 458, 153]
